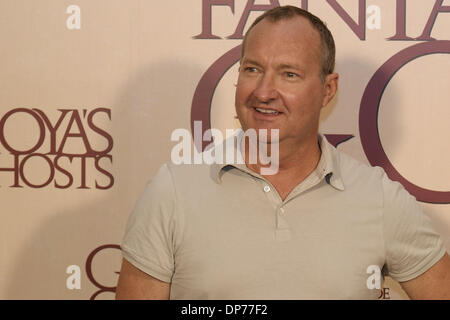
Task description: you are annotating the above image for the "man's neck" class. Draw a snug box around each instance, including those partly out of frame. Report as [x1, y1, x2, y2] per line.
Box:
[244, 135, 322, 200]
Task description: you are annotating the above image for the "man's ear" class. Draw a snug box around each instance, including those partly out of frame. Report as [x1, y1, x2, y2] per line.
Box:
[322, 73, 339, 107]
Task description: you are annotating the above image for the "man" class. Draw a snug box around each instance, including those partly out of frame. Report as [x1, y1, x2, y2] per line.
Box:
[116, 6, 449, 299]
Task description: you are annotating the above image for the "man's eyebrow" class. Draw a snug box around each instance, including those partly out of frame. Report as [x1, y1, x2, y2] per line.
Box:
[241, 59, 305, 73]
[241, 59, 262, 67]
[278, 63, 304, 71]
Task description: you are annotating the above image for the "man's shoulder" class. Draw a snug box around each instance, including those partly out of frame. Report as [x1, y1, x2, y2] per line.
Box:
[333, 147, 416, 204]
[332, 147, 385, 186]
[155, 161, 219, 188]
[136, 162, 219, 207]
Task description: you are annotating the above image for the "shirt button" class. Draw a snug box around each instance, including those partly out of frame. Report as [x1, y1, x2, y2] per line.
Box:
[263, 185, 271, 193]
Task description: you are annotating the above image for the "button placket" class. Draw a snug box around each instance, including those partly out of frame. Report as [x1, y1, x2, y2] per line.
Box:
[276, 206, 289, 229]
[274, 203, 290, 241]
[260, 181, 280, 209]
[257, 179, 291, 241]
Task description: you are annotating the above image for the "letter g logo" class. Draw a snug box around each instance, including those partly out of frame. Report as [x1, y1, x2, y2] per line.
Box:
[360, 40, 450, 204]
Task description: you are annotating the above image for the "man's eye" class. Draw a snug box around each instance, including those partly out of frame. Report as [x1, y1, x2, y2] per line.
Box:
[245, 67, 258, 73]
[285, 72, 298, 78]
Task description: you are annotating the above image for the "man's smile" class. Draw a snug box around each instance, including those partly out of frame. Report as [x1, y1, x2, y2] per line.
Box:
[252, 106, 283, 118]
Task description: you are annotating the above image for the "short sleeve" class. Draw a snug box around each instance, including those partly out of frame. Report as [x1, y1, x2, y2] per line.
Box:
[382, 173, 446, 282]
[121, 163, 177, 283]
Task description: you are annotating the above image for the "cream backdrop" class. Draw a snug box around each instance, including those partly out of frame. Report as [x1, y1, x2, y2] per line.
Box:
[0, 0, 449, 300]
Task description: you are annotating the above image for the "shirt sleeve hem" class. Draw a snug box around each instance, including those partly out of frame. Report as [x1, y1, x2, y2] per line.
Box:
[391, 246, 447, 283]
[121, 247, 173, 283]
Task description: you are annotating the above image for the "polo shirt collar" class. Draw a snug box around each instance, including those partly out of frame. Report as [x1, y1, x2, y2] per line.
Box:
[211, 130, 345, 191]
[317, 134, 345, 191]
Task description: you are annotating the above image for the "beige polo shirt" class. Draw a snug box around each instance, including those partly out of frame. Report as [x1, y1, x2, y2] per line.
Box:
[121, 133, 446, 299]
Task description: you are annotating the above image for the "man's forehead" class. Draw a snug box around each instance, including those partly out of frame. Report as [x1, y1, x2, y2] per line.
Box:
[242, 16, 322, 63]
[243, 16, 322, 55]
[247, 16, 320, 42]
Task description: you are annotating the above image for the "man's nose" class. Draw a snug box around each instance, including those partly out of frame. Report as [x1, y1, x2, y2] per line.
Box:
[253, 73, 278, 102]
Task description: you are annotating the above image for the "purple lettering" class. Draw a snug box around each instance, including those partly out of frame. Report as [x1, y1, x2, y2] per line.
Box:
[0, 108, 45, 155]
[87, 108, 113, 155]
[387, 0, 415, 41]
[416, 0, 450, 41]
[94, 155, 114, 190]
[32, 109, 71, 155]
[359, 40, 450, 203]
[85, 244, 121, 300]
[58, 110, 93, 156]
[19, 153, 55, 188]
[0, 153, 22, 187]
[326, 0, 366, 40]
[54, 155, 74, 189]
[301, 0, 308, 11]
[194, 0, 235, 39]
[227, 0, 280, 39]
[77, 155, 90, 189]
[191, 44, 242, 152]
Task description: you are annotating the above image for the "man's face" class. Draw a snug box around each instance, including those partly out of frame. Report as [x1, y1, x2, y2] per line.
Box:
[235, 16, 337, 146]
